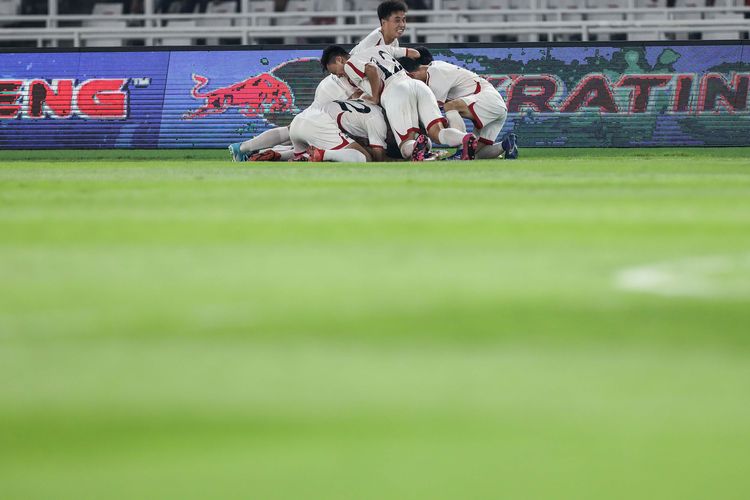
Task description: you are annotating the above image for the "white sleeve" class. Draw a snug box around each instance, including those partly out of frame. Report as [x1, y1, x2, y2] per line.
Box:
[344, 61, 368, 93]
[391, 46, 408, 59]
[427, 67, 451, 104]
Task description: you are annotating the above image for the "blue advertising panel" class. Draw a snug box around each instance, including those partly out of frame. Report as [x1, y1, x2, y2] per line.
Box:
[0, 42, 748, 149]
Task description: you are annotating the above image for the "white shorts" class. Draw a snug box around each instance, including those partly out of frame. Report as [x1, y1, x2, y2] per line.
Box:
[458, 87, 508, 145]
[382, 76, 446, 143]
[326, 100, 388, 150]
[289, 107, 352, 153]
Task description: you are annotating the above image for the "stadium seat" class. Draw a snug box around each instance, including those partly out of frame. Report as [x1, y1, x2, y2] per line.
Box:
[352, 0, 381, 25]
[421, 0, 469, 42]
[587, 0, 628, 40]
[545, 0, 583, 41]
[702, 0, 743, 40]
[249, 0, 275, 26]
[84, 3, 127, 47]
[669, 0, 702, 39]
[508, 0, 538, 42]
[161, 19, 197, 45]
[197, 0, 238, 45]
[0, 0, 20, 27]
[629, 0, 666, 41]
[470, 0, 507, 42]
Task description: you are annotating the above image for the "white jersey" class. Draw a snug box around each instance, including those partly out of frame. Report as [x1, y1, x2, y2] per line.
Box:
[426, 60, 505, 108]
[312, 74, 356, 108]
[350, 28, 399, 55]
[344, 45, 409, 97]
[321, 99, 388, 149]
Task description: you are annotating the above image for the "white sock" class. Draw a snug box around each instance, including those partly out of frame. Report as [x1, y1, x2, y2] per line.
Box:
[240, 126, 291, 153]
[476, 142, 505, 159]
[323, 149, 367, 163]
[445, 110, 466, 133]
[278, 150, 295, 161]
[438, 128, 466, 147]
[400, 140, 416, 158]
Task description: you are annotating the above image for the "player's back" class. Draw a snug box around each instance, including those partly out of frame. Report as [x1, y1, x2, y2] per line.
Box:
[350, 28, 399, 55]
[427, 60, 487, 103]
[312, 74, 355, 109]
[346, 45, 409, 94]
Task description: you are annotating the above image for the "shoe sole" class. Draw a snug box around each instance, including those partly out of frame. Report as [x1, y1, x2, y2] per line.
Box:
[247, 150, 281, 162]
[411, 135, 429, 161]
[461, 135, 478, 160]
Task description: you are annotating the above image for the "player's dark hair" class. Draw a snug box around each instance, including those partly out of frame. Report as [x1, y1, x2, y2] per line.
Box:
[414, 45, 433, 65]
[320, 45, 349, 71]
[378, 1, 408, 21]
[397, 56, 420, 73]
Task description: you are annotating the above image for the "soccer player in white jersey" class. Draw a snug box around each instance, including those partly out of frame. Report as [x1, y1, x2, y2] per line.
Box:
[228, 1, 408, 162]
[321, 99, 389, 162]
[398, 56, 518, 159]
[322, 44, 478, 161]
[350, 1, 406, 55]
[289, 103, 373, 163]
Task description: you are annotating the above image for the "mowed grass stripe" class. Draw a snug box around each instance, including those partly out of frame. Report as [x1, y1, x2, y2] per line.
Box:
[0, 149, 749, 499]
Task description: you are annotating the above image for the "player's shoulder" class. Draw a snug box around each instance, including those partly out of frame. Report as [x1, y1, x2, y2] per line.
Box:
[430, 60, 458, 71]
[350, 28, 382, 54]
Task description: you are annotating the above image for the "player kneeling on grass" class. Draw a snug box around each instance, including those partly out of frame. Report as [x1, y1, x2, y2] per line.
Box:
[321, 45, 478, 162]
[398, 55, 518, 160]
[289, 105, 372, 163]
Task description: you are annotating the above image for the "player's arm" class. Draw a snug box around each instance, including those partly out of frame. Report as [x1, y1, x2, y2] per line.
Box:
[390, 46, 419, 60]
[404, 48, 420, 60]
[364, 64, 382, 105]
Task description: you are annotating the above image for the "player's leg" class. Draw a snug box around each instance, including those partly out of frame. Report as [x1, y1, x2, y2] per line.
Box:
[381, 83, 422, 160]
[246, 144, 297, 162]
[228, 125, 291, 161]
[442, 100, 468, 133]
[338, 104, 388, 162]
[453, 93, 516, 160]
[299, 109, 370, 163]
[289, 114, 311, 160]
[241, 126, 290, 153]
[471, 99, 517, 160]
[413, 80, 477, 160]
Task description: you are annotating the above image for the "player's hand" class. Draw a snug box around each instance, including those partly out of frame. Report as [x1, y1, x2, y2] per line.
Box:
[406, 48, 420, 60]
[362, 94, 379, 105]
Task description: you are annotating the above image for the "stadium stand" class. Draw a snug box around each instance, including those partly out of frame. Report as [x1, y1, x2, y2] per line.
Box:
[0, 0, 748, 47]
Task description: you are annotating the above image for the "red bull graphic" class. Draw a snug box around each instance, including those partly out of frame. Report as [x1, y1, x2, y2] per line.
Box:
[183, 72, 295, 120]
[0, 78, 130, 120]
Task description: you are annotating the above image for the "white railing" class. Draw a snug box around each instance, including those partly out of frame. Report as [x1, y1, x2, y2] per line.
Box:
[1, 5, 749, 47]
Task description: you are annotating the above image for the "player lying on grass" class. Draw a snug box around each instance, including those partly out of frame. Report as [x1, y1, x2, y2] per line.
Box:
[288, 102, 377, 163]
[398, 55, 518, 160]
[322, 44, 478, 161]
[228, 1, 408, 162]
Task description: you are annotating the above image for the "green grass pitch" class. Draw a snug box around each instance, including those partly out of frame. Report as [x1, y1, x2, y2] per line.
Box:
[1, 148, 749, 499]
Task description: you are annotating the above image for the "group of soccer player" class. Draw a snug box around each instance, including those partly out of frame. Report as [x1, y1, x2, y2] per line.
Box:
[228, 1, 518, 163]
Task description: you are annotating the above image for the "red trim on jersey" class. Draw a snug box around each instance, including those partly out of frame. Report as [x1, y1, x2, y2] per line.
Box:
[473, 81, 482, 95]
[346, 61, 365, 78]
[370, 144, 385, 149]
[396, 127, 422, 142]
[468, 102, 484, 129]
[478, 137, 494, 145]
[426, 117, 448, 132]
[332, 136, 351, 150]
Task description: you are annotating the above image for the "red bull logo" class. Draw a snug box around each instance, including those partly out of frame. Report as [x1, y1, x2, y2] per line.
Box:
[183, 73, 294, 120]
[0, 78, 130, 120]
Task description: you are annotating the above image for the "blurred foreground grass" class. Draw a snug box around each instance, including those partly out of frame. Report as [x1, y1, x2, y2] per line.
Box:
[1, 148, 749, 499]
